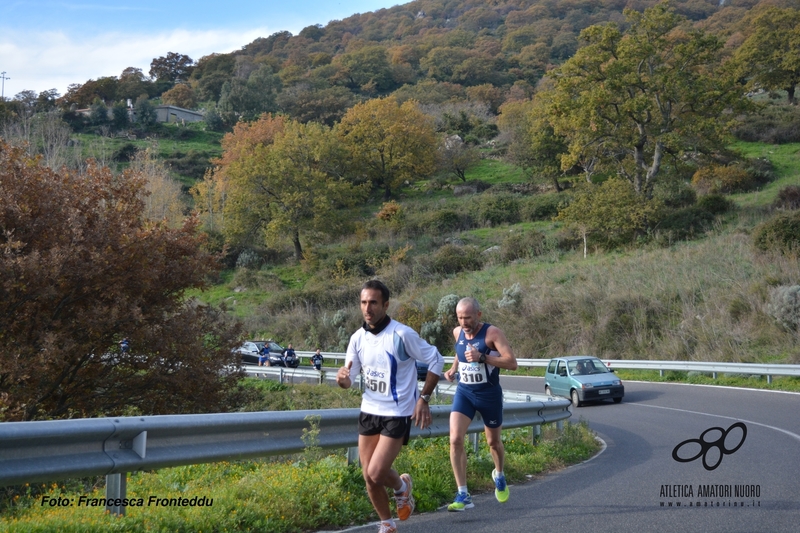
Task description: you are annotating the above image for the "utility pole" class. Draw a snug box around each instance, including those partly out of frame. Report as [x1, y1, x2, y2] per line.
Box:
[0, 71, 9, 100]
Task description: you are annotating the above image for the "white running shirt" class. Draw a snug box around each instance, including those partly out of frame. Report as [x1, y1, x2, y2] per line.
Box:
[346, 319, 445, 417]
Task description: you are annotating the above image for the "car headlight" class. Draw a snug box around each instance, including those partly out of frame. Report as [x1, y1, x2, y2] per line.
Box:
[582, 383, 593, 389]
[613, 380, 621, 386]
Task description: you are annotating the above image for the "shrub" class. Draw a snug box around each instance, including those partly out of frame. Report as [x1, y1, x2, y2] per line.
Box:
[654, 206, 714, 242]
[437, 294, 461, 324]
[476, 194, 520, 226]
[520, 193, 564, 221]
[112, 142, 138, 162]
[404, 208, 472, 236]
[767, 285, 800, 333]
[696, 194, 734, 216]
[753, 211, 800, 256]
[652, 179, 697, 209]
[501, 229, 547, 261]
[431, 244, 483, 274]
[732, 104, 800, 143]
[235, 248, 264, 270]
[691, 164, 757, 195]
[773, 185, 800, 210]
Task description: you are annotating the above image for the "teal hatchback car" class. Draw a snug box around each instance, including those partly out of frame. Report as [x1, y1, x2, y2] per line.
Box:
[544, 356, 624, 407]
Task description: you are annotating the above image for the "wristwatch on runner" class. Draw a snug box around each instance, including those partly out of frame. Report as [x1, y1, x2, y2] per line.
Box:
[478, 353, 486, 364]
[420, 394, 431, 403]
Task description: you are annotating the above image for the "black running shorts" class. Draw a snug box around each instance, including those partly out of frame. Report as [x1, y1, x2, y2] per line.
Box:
[358, 413, 412, 445]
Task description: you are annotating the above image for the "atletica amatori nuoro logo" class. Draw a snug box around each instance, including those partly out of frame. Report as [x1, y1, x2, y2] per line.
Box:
[672, 422, 747, 471]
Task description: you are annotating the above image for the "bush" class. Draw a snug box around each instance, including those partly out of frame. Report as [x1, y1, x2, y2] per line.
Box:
[476, 194, 520, 226]
[406, 209, 472, 235]
[112, 142, 138, 162]
[691, 164, 757, 195]
[767, 285, 800, 333]
[696, 194, 734, 216]
[500, 230, 548, 261]
[773, 185, 800, 210]
[431, 244, 483, 274]
[520, 194, 564, 221]
[753, 211, 800, 256]
[654, 206, 714, 242]
[652, 179, 697, 209]
[732, 104, 800, 143]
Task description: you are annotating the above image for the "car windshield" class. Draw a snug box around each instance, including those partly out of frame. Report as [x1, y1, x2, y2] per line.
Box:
[569, 359, 608, 375]
[268, 342, 284, 352]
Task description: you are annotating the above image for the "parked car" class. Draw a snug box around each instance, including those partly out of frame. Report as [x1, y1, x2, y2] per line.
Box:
[544, 356, 624, 407]
[415, 360, 428, 381]
[234, 340, 285, 366]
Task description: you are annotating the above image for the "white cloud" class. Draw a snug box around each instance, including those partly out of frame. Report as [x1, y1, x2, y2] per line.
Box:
[0, 26, 274, 97]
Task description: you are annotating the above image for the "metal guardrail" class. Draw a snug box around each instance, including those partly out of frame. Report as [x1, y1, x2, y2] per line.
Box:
[0, 381, 569, 515]
[285, 353, 800, 384]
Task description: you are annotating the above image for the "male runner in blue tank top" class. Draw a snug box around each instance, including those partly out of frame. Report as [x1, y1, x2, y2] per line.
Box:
[444, 297, 518, 511]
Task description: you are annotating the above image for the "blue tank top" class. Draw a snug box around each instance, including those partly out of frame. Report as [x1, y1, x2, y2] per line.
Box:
[455, 323, 500, 389]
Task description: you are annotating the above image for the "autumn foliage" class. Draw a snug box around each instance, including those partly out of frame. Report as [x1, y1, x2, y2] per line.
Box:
[0, 141, 241, 421]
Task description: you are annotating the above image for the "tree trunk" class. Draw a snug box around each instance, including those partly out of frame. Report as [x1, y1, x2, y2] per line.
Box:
[292, 229, 303, 263]
[787, 85, 797, 106]
[551, 175, 563, 192]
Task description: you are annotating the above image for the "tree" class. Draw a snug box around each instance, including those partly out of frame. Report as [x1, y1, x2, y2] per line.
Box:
[338, 96, 437, 199]
[134, 95, 156, 127]
[438, 134, 480, 181]
[161, 83, 197, 109]
[191, 114, 286, 236]
[150, 52, 195, 82]
[547, 2, 748, 197]
[88, 98, 109, 126]
[221, 119, 366, 261]
[217, 65, 280, 124]
[497, 97, 567, 192]
[733, 7, 800, 105]
[0, 141, 241, 421]
[555, 178, 662, 256]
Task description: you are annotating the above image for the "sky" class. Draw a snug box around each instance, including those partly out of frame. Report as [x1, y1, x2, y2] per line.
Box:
[0, 0, 404, 98]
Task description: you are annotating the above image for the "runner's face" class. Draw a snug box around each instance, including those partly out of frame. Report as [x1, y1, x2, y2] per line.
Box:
[360, 288, 389, 328]
[456, 304, 481, 335]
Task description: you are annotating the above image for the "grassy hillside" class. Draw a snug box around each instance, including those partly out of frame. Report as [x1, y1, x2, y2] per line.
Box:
[191, 135, 800, 366]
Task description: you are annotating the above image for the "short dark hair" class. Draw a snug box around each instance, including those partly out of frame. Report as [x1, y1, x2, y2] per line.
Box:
[362, 279, 390, 303]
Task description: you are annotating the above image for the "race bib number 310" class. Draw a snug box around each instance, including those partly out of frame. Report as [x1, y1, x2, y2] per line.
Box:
[459, 362, 485, 385]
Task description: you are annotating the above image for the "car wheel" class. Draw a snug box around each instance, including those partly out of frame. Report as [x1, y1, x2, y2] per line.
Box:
[613, 397, 622, 404]
[571, 389, 582, 408]
[545, 386, 552, 396]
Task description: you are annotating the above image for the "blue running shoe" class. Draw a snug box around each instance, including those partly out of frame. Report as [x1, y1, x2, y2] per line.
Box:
[447, 491, 474, 512]
[492, 469, 509, 503]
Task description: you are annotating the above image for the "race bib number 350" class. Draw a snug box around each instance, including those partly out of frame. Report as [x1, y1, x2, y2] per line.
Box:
[459, 362, 485, 385]
[364, 367, 390, 395]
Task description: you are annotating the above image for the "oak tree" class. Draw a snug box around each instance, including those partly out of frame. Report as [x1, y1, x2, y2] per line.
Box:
[338, 96, 437, 199]
[733, 7, 800, 105]
[548, 2, 747, 197]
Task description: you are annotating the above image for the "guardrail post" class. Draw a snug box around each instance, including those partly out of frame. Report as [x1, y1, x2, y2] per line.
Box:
[318, 370, 324, 384]
[470, 432, 479, 453]
[347, 446, 360, 466]
[105, 473, 126, 516]
[279, 368, 285, 384]
[767, 374, 772, 384]
[531, 424, 541, 445]
[712, 372, 718, 379]
[556, 420, 564, 432]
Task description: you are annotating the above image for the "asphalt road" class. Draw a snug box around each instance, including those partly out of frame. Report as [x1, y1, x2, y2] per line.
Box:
[339, 376, 800, 533]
